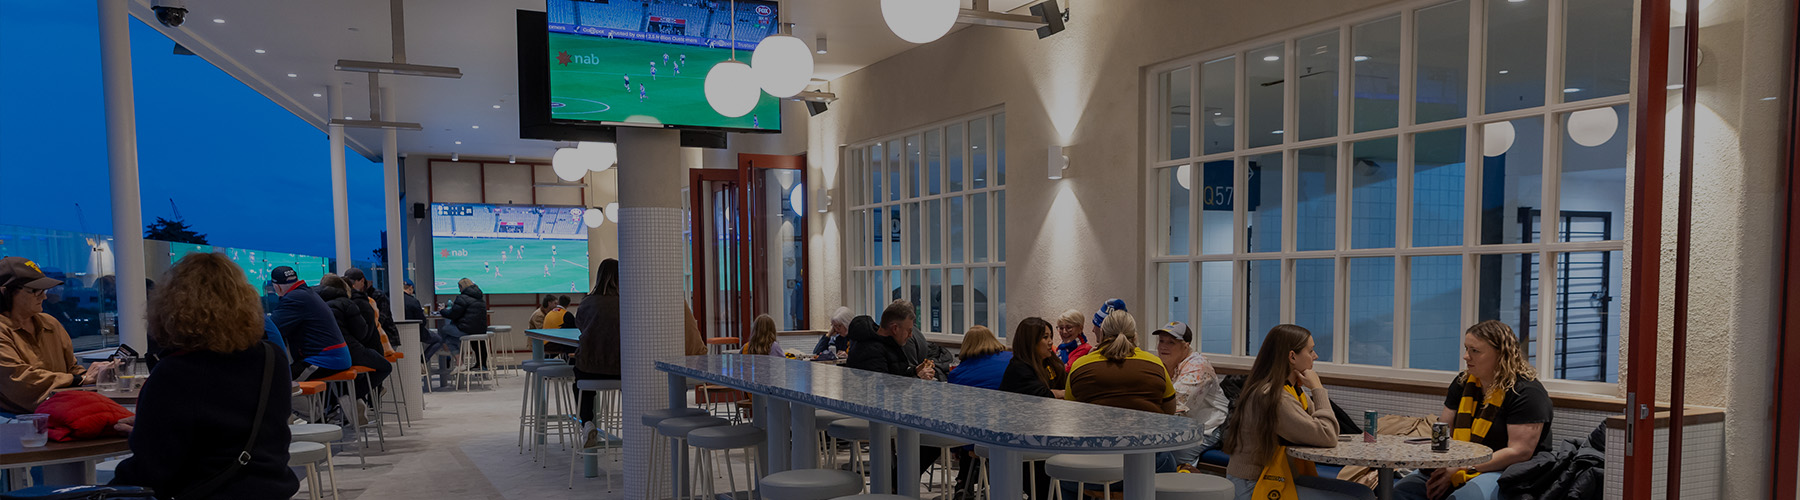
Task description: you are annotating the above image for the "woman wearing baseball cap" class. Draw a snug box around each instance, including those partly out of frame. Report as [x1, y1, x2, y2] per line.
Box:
[0, 256, 117, 415]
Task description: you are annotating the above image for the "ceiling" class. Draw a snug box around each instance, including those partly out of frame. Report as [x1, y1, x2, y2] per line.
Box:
[126, 0, 1036, 162]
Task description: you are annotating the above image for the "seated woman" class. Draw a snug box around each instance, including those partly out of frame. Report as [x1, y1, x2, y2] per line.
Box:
[111, 252, 299, 498]
[946, 325, 1009, 389]
[1052, 309, 1091, 369]
[1064, 310, 1179, 475]
[812, 307, 853, 359]
[741, 314, 783, 357]
[0, 256, 115, 415]
[998, 318, 1063, 499]
[1221, 325, 1373, 500]
[1394, 321, 1552, 500]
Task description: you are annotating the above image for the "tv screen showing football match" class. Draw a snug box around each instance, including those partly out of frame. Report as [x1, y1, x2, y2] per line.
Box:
[166, 242, 330, 289]
[544, 0, 782, 131]
[431, 203, 591, 295]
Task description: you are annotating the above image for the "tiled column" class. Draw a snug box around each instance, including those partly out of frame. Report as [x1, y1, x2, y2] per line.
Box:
[617, 128, 683, 500]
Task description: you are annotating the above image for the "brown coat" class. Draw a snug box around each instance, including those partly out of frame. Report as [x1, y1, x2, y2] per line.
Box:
[1225, 386, 1340, 481]
[0, 314, 86, 414]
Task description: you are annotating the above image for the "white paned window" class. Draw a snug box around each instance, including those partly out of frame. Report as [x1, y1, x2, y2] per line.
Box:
[1145, 0, 1629, 389]
[851, 109, 1007, 337]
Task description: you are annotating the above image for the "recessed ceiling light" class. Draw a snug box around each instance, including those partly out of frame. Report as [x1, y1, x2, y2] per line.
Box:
[287, 73, 297, 78]
[212, 18, 225, 24]
[1213, 112, 1222, 116]
[455, 141, 462, 145]
[1353, 55, 1370, 62]
[472, 125, 480, 129]
[344, 116, 353, 120]
[1508, 0, 1525, 3]
[492, 105, 502, 109]
[1263, 55, 1280, 62]
[1498, 70, 1511, 74]
[1562, 87, 1582, 93]
[254, 49, 266, 54]
[1272, 129, 1285, 134]
[1763, 96, 1779, 101]
[312, 93, 322, 97]
[1667, 84, 1684, 90]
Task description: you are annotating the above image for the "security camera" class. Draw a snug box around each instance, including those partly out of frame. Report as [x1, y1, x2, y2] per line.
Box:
[152, 0, 187, 28]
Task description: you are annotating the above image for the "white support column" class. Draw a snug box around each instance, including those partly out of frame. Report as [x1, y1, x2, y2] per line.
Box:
[98, 0, 146, 352]
[616, 128, 684, 500]
[329, 84, 351, 272]
[382, 87, 404, 313]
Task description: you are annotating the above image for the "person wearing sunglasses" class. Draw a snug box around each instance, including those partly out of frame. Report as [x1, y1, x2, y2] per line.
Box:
[0, 256, 117, 415]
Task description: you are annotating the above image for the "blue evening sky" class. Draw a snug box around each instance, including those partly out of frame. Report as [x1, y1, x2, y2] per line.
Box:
[0, 0, 386, 260]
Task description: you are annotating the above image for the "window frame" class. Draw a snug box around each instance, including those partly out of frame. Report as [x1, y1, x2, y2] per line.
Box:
[1141, 0, 1632, 395]
[847, 107, 1008, 337]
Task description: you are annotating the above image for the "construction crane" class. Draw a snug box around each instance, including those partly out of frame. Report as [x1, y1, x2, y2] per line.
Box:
[168, 199, 183, 220]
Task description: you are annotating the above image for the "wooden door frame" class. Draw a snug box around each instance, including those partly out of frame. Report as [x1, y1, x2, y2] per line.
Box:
[737, 153, 811, 331]
[688, 168, 743, 340]
[1771, 6, 1800, 497]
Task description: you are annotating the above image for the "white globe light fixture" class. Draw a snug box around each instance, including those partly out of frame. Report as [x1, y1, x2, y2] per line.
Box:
[1175, 164, 1191, 190]
[705, 0, 761, 117]
[1483, 121, 1517, 157]
[788, 184, 805, 213]
[752, 23, 814, 98]
[881, 0, 960, 44]
[1567, 107, 1620, 147]
[578, 142, 617, 172]
[583, 208, 604, 228]
[605, 202, 620, 223]
[552, 147, 587, 181]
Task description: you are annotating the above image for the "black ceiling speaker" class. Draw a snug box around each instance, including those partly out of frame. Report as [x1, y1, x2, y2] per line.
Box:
[806, 100, 829, 117]
[1030, 0, 1066, 39]
[413, 203, 426, 219]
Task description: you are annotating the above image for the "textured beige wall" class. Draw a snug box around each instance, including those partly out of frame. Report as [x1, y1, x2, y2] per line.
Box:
[800, 0, 1789, 497]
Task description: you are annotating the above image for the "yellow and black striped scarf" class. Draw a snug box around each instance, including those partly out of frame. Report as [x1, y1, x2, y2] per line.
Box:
[1448, 373, 1506, 486]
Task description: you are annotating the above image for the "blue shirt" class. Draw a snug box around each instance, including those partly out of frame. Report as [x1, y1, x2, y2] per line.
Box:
[947, 351, 1012, 390]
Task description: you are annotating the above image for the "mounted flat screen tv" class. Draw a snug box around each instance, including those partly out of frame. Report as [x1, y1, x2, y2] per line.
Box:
[430, 203, 592, 295]
[519, 0, 781, 139]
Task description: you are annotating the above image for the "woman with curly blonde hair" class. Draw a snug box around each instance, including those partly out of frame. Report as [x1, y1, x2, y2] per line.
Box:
[112, 252, 299, 498]
[1393, 320, 1553, 500]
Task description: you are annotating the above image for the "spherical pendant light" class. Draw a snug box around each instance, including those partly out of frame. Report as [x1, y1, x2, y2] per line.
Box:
[1567, 107, 1620, 147]
[1483, 121, 1516, 157]
[1175, 164, 1191, 190]
[788, 183, 805, 213]
[705, 60, 760, 118]
[552, 147, 586, 181]
[881, 0, 960, 44]
[583, 208, 604, 228]
[578, 142, 618, 172]
[752, 32, 814, 98]
[605, 202, 620, 223]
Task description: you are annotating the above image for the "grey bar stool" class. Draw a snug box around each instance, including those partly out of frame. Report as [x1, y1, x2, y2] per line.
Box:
[643, 407, 713, 500]
[656, 415, 730, 500]
[828, 495, 913, 500]
[918, 434, 969, 496]
[759, 469, 866, 500]
[813, 410, 848, 468]
[1153, 472, 1234, 500]
[688, 424, 767, 500]
[1044, 454, 1124, 500]
[825, 419, 873, 490]
[515, 359, 569, 455]
[290, 424, 344, 500]
[530, 363, 580, 464]
[575, 378, 624, 439]
[289, 441, 340, 500]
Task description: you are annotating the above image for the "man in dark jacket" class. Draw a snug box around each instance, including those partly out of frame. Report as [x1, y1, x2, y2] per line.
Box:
[402, 280, 426, 321]
[318, 276, 390, 406]
[268, 267, 351, 380]
[345, 268, 400, 347]
[842, 301, 940, 480]
[428, 279, 489, 378]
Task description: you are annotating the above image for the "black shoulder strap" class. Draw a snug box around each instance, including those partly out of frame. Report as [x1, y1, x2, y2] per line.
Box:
[174, 341, 277, 500]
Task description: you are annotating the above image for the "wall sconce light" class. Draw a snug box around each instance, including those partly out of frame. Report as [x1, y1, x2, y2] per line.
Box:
[1666, 26, 1701, 90]
[1047, 145, 1070, 179]
[817, 191, 832, 213]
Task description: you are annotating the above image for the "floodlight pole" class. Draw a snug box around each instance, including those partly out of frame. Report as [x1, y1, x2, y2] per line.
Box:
[98, 0, 147, 352]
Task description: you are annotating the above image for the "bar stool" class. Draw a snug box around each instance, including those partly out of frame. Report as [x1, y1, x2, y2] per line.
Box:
[312, 370, 365, 469]
[825, 418, 872, 487]
[458, 334, 496, 390]
[642, 408, 712, 500]
[759, 469, 865, 500]
[289, 441, 339, 500]
[296, 381, 326, 422]
[687, 423, 766, 500]
[516, 359, 569, 455]
[567, 421, 618, 489]
[813, 410, 847, 468]
[828, 495, 913, 500]
[1044, 454, 1124, 500]
[974, 446, 1056, 500]
[655, 415, 729, 500]
[380, 350, 410, 432]
[349, 365, 387, 452]
[1152, 472, 1233, 500]
[918, 434, 969, 496]
[574, 378, 623, 440]
[530, 363, 580, 464]
[290, 423, 344, 500]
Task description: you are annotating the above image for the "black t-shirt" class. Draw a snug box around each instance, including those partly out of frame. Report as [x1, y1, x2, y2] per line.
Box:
[1441, 374, 1554, 454]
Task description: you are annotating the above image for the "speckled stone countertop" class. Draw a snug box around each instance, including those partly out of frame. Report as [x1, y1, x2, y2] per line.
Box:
[1287, 435, 1491, 469]
[656, 354, 1203, 453]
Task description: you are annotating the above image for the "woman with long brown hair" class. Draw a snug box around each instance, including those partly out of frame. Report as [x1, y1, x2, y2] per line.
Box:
[1221, 324, 1371, 500]
[742, 314, 782, 356]
[111, 252, 299, 498]
[1392, 321, 1551, 500]
[996, 317, 1062, 498]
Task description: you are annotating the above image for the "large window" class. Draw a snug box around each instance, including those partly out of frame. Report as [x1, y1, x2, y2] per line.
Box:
[849, 110, 1007, 337]
[1147, 0, 1630, 386]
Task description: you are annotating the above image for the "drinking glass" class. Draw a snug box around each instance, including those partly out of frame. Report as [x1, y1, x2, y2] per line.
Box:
[18, 414, 48, 447]
[96, 364, 119, 393]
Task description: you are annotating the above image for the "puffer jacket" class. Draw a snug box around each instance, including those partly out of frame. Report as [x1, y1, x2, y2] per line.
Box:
[844, 316, 914, 378]
[441, 285, 489, 335]
[317, 285, 376, 351]
[1498, 431, 1605, 500]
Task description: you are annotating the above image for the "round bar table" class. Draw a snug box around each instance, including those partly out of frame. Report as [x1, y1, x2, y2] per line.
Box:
[1287, 435, 1491, 500]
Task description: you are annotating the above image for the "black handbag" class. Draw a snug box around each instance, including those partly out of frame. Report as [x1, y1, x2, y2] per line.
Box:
[0, 485, 156, 500]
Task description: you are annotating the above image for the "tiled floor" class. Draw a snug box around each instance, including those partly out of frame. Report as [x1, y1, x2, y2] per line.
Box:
[304, 375, 633, 500]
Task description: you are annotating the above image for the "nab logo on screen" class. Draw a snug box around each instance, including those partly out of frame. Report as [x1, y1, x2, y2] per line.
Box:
[554, 51, 600, 66]
[442, 249, 468, 257]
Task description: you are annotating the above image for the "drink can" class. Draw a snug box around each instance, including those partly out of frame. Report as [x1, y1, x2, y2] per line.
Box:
[1364, 411, 1378, 443]
[1432, 422, 1451, 452]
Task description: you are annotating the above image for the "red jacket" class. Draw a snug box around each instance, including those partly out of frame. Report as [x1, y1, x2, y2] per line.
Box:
[36, 390, 133, 442]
